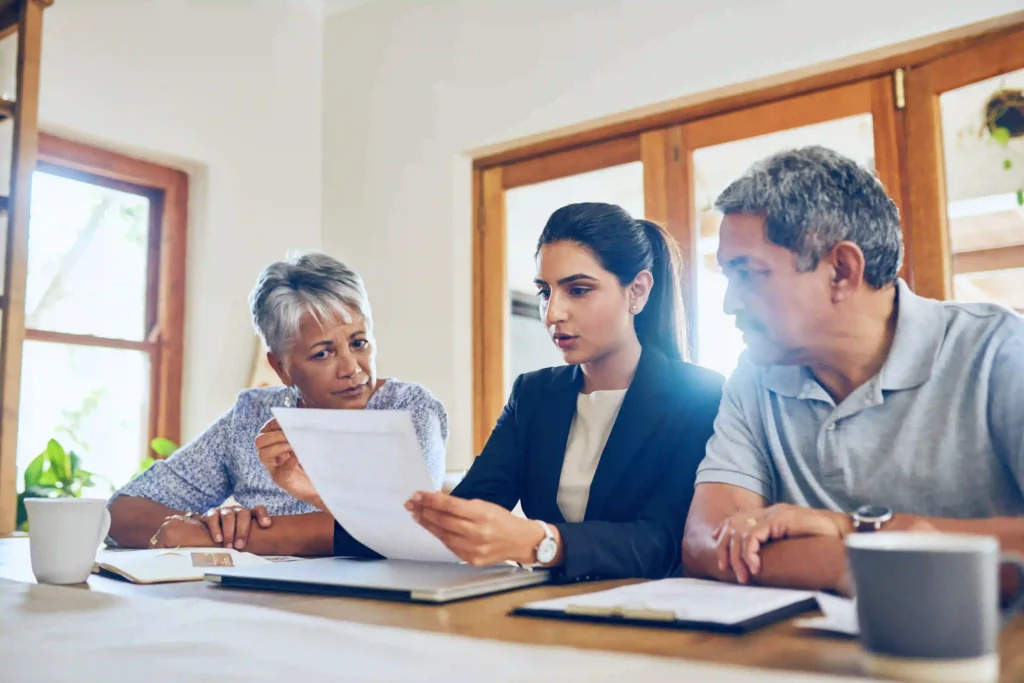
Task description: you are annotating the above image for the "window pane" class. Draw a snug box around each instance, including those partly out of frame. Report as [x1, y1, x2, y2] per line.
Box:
[26, 171, 151, 340]
[16, 341, 150, 494]
[505, 162, 645, 393]
[954, 268, 1024, 312]
[941, 68, 1024, 310]
[693, 114, 876, 378]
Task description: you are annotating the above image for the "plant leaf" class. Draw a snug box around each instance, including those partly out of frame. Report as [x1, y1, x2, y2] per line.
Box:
[150, 437, 179, 458]
[22, 452, 45, 490]
[46, 439, 71, 484]
[135, 456, 156, 478]
[1018, 189, 1024, 207]
[1005, 159, 1014, 171]
[37, 456, 59, 486]
[992, 127, 1012, 145]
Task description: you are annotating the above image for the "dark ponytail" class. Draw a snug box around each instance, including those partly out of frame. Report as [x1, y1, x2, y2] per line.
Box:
[536, 203, 688, 362]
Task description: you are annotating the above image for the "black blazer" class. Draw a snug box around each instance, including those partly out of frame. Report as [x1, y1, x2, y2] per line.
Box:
[451, 346, 723, 581]
[333, 347, 723, 579]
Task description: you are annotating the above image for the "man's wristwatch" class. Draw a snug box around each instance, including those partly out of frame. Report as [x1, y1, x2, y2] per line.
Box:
[851, 505, 893, 532]
[533, 520, 558, 566]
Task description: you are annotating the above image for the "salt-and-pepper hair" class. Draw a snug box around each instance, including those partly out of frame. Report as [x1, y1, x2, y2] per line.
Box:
[249, 252, 373, 356]
[714, 146, 903, 289]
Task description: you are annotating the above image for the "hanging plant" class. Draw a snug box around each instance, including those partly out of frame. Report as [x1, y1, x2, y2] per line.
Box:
[984, 89, 1024, 143]
[981, 88, 1024, 206]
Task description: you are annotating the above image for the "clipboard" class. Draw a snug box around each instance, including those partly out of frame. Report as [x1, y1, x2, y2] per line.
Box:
[510, 579, 820, 634]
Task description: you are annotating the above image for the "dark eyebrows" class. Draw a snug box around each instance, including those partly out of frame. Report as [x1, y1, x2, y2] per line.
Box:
[722, 256, 770, 270]
[348, 329, 367, 340]
[534, 273, 598, 287]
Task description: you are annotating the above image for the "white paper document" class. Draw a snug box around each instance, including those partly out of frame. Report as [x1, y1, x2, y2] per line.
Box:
[795, 593, 859, 636]
[522, 578, 816, 626]
[273, 408, 460, 563]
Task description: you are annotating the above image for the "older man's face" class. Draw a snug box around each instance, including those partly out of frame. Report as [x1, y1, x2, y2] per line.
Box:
[716, 213, 834, 366]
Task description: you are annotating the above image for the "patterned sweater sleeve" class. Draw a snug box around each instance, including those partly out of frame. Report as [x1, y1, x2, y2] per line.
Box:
[108, 395, 241, 514]
[396, 385, 449, 489]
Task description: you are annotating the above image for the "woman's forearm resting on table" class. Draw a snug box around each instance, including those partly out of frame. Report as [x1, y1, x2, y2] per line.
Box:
[108, 496, 334, 556]
[242, 512, 335, 556]
[107, 496, 185, 548]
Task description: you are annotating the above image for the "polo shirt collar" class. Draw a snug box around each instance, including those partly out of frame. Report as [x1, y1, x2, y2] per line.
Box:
[878, 279, 946, 391]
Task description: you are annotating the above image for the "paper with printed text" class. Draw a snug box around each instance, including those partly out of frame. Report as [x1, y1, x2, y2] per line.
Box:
[272, 408, 459, 563]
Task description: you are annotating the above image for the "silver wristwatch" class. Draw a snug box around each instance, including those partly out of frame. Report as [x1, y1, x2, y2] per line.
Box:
[851, 504, 893, 532]
[533, 520, 558, 565]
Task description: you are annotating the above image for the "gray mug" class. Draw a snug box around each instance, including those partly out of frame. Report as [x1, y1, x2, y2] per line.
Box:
[847, 532, 1024, 682]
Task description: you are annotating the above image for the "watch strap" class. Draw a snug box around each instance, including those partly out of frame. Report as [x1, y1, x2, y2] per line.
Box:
[530, 520, 556, 567]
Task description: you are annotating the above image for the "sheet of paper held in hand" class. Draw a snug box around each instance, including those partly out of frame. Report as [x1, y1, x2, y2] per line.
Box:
[272, 408, 459, 563]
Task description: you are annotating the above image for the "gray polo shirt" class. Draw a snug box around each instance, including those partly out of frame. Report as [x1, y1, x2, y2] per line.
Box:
[696, 279, 1024, 518]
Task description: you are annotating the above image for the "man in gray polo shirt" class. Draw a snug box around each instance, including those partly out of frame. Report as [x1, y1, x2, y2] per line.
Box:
[681, 146, 1024, 594]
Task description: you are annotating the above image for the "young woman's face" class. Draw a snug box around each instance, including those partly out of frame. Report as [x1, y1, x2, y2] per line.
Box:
[268, 308, 379, 409]
[534, 240, 637, 366]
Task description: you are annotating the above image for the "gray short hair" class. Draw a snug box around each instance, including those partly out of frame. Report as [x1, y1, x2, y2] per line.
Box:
[249, 252, 372, 355]
[714, 146, 903, 288]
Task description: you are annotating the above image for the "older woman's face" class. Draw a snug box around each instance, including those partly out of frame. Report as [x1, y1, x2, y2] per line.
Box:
[268, 309, 379, 409]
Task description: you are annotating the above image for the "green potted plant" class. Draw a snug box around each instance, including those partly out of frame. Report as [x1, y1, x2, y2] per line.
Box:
[15, 436, 180, 531]
[15, 439, 107, 531]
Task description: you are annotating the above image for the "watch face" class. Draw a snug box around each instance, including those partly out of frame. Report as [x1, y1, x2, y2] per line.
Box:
[856, 505, 892, 521]
[536, 538, 557, 564]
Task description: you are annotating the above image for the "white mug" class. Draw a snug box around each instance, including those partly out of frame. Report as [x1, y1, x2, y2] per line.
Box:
[25, 498, 111, 585]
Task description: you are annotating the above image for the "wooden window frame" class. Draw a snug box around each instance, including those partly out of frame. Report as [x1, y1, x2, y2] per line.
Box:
[26, 133, 188, 460]
[0, 0, 51, 532]
[471, 12, 1024, 454]
[905, 24, 1024, 300]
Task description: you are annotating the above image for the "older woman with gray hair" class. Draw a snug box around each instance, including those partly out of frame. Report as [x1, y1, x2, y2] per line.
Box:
[107, 253, 448, 554]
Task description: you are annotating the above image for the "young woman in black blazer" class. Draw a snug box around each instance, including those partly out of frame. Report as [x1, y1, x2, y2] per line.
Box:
[407, 203, 724, 581]
[261, 203, 723, 579]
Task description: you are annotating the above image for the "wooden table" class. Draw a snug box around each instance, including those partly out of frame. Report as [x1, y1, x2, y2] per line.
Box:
[2, 537, 1022, 681]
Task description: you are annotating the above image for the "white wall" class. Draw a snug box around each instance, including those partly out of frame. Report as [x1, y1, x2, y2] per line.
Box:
[38, 0, 324, 440]
[322, 0, 1023, 469]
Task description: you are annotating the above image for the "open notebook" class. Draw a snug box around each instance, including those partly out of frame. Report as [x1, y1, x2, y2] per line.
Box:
[513, 578, 819, 633]
[93, 548, 296, 584]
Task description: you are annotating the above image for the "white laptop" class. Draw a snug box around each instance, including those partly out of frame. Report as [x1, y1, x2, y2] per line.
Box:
[204, 557, 550, 603]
